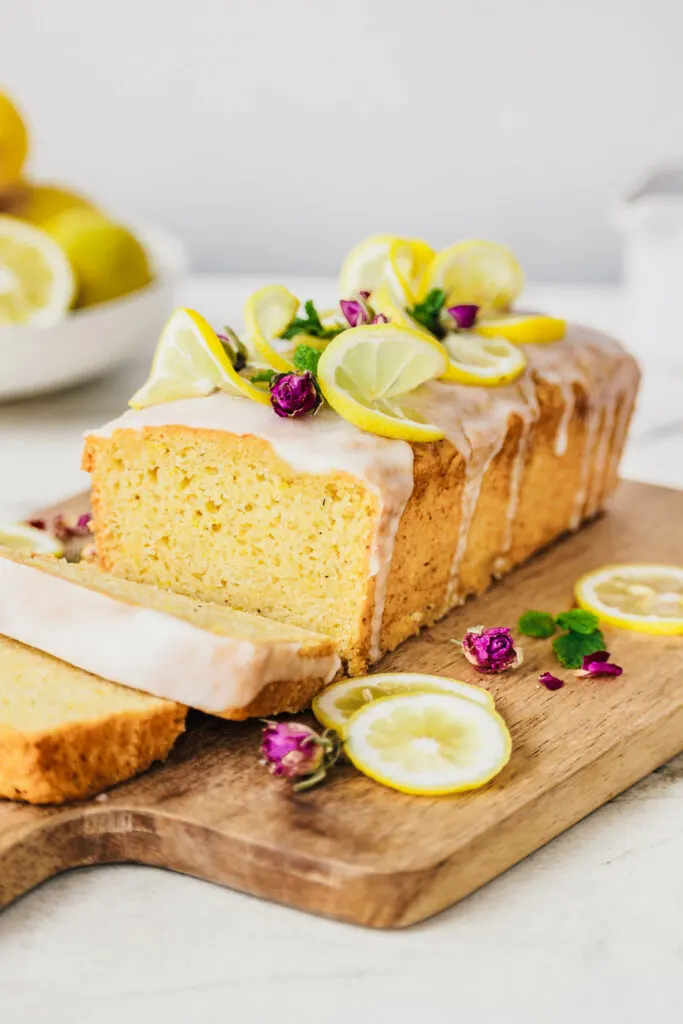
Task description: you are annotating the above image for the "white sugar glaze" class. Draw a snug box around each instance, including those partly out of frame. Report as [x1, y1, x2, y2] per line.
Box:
[92, 324, 640, 665]
[0, 555, 340, 712]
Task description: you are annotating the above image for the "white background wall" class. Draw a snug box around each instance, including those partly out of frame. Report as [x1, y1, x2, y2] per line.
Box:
[3, 0, 682, 281]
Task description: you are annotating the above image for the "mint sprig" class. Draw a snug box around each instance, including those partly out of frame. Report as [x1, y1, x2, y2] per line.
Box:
[553, 629, 605, 669]
[249, 368, 276, 384]
[408, 288, 446, 337]
[554, 609, 600, 635]
[281, 300, 344, 342]
[518, 610, 556, 638]
[292, 344, 321, 376]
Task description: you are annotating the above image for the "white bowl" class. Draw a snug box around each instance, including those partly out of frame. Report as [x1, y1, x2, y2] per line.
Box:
[0, 222, 188, 402]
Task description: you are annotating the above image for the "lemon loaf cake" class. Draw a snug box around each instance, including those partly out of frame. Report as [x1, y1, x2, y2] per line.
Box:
[0, 549, 340, 718]
[0, 635, 185, 804]
[83, 325, 640, 676]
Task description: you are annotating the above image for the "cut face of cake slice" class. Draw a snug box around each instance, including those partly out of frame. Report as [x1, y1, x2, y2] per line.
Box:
[0, 635, 186, 804]
[0, 549, 340, 719]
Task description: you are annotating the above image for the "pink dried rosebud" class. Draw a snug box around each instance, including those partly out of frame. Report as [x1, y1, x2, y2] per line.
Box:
[575, 651, 623, 678]
[75, 513, 92, 535]
[539, 671, 564, 691]
[359, 290, 371, 300]
[269, 370, 321, 418]
[448, 304, 479, 330]
[460, 625, 522, 674]
[340, 297, 371, 328]
[260, 720, 341, 792]
[371, 313, 389, 324]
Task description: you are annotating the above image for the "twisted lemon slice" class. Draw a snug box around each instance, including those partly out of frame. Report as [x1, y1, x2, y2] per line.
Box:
[129, 308, 269, 409]
[442, 333, 527, 386]
[316, 323, 448, 441]
[476, 313, 566, 345]
[575, 563, 683, 635]
[385, 238, 436, 305]
[344, 691, 511, 795]
[313, 672, 494, 738]
[243, 285, 300, 372]
[339, 234, 434, 303]
[421, 239, 524, 315]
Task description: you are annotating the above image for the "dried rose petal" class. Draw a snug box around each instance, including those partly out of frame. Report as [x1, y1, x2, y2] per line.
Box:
[371, 313, 389, 324]
[269, 370, 321, 418]
[539, 671, 564, 691]
[27, 518, 46, 531]
[448, 304, 479, 330]
[340, 298, 371, 328]
[575, 650, 623, 678]
[260, 721, 325, 779]
[461, 625, 522, 674]
[359, 290, 371, 300]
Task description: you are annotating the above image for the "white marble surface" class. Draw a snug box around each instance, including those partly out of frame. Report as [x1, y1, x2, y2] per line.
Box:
[1, 277, 683, 1024]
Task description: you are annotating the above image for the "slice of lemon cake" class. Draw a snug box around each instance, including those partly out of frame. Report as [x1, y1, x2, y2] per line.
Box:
[0, 549, 340, 719]
[0, 635, 185, 804]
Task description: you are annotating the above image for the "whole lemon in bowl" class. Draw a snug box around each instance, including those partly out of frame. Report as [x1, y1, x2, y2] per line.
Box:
[10, 182, 95, 226]
[45, 209, 153, 307]
[0, 93, 28, 190]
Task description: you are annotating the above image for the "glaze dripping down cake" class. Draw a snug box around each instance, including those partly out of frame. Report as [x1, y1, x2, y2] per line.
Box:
[83, 324, 640, 681]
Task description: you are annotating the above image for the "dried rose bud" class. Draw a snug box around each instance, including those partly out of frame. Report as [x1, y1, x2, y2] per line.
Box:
[575, 651, 623, 678]
[27, 518, 46, 531]
[461, 625, 522, 674]
[539, 671, 564, 691]
[269, 370, 321, 418]
[371, 313, 389, 324]
[340, 297, 371, 328]
[75, 513, 92, 535]
[359, 290, 371, 300]
[261, 721, 325, 779]
[448, 304, 479, 330]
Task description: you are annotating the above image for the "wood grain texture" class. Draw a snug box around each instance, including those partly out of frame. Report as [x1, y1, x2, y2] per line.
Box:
[1, 481, 682, 928]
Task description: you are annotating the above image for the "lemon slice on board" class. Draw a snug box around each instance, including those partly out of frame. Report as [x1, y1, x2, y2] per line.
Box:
[575, 563, 683, 635]
[243, 285, 300, 372]
[129, 307, 270, 409]
[421, 239, 524, 315]
[0, 523, 63, 557]
[344, 692, 511, 795]
[475, 313, 566, 345]
[442, 333, 527, 386]
[0, 215, 75, 325]
[313, 672, 494, 738]
[316, 323, 448, 441]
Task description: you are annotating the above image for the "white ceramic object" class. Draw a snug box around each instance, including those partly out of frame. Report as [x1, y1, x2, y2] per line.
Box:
[0, 222, 187, 402]
[616, 167, 683, 366]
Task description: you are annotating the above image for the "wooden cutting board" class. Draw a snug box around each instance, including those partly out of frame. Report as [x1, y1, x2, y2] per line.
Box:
[1, 480, 682, 929]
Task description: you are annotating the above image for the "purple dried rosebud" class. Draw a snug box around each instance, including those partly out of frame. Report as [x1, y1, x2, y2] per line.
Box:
[461, 625, 522, 674]
[448, 304, 479, 330]
[359, 290, 371, 300]
[539, 671, 564, 691]
[261, 721, 325, 779]
[575, 650, 623, 678]
[269, 370, 321, 419]
[75, 513, 92, 535]
[371, 313, 389, 324]
[340, 298, 371, 328]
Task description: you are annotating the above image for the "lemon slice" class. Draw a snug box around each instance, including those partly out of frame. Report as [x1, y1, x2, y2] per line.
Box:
[129, 307, 270, 409]
[243, 285, 300, 372]
[344, 692, 511, 795]
[0, 215, 75, 325]
[385, 238, 436, 305]
[313, 672, 494, 738]
[0, 523, 63, 556]
[369, 281, 435, 335]
[476, 313, 566, 345]
[421, 240, 524, 315]
[316, 323, 448, 441]
[442, 333, 527, 386]
[338, 233, 401, 297]
[575, 563, 683, 635]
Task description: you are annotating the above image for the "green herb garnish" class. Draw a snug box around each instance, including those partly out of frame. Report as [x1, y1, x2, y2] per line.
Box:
[281, 300, 344, 342]
[518, 610, 556, 638]
[249, 368, 277, 384]
[293, 344, 322, 376]
[408, 288, 447, 337]
[554, 609, 600, 635]
[552, 629, 605, 669]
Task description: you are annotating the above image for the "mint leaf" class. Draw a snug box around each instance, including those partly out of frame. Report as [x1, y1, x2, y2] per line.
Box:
[554, 609, 600, 635]
[408, 288, 447, 337]
[281, 299, 344, 341]
[292, 344, 321, 376]
[249, 369, 276, 384]
[518, 610, 556, 638]
[553, 629, 605, 669]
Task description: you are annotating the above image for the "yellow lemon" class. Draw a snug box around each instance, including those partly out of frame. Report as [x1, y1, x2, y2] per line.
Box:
[0, 523, 63, 557]
[0, 94, 28, 190]
[442, 333, 527, 386]
[575, 563, 683, 636]
[14, 182, 96, 227]
[0, 215, 75, 325]
[475, 313, 566, 345]
[422, 239, 524, 315]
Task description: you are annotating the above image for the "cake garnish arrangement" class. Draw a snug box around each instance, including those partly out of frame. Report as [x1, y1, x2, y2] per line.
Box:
[4, 227, 682, 808]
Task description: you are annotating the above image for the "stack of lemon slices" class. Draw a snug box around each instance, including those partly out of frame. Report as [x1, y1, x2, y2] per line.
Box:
[313, 671, 511, 795]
